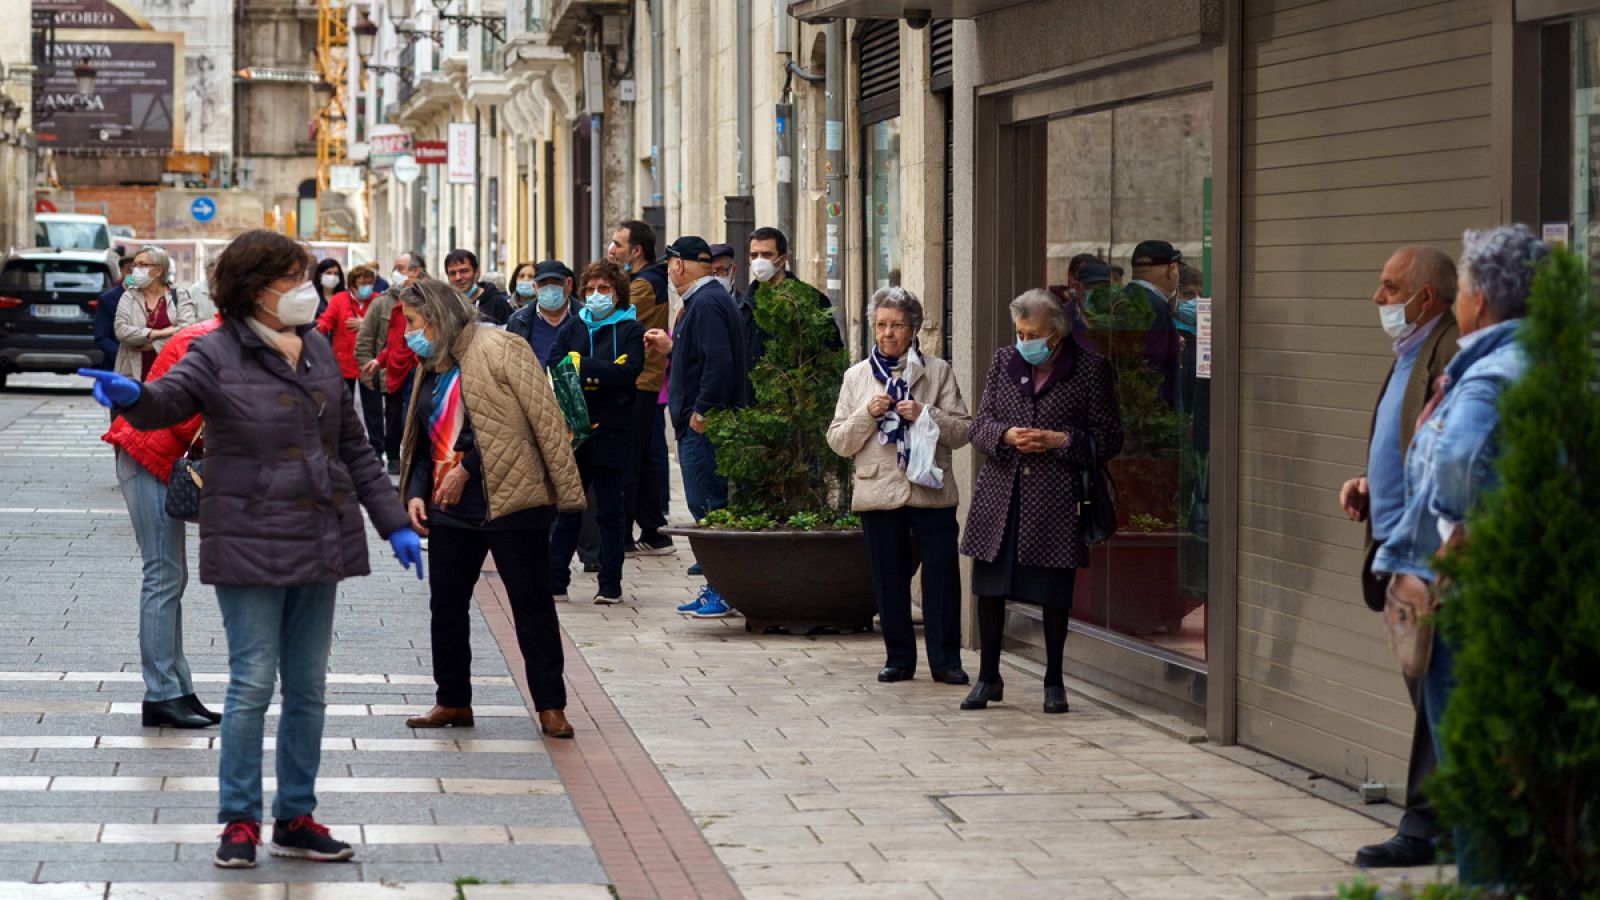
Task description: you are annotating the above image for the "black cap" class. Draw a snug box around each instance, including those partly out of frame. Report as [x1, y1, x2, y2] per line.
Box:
[533, 260, 572, 283]
[708, 243, 736, 261]
[1130, 240, 1181, 267]
[1077, 262, 1111, 286]
[664, 236, 713, 263]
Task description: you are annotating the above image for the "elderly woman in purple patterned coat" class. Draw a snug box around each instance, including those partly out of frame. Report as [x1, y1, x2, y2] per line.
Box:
[959, 288, 1122, 714]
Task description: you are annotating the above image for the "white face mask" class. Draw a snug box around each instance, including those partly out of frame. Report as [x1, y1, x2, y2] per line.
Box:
[390, 269, 408, 287]
[320, 273, 341, 291]
[1379, 288, 1422, 339]
[129, 266, 154, 289]
[714, 275, 735, 294]
[750, 258, 780, 283]
[263, 282, 320, 327]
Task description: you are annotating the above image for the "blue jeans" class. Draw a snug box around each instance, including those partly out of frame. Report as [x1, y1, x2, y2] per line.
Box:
[115, 450, 194, 703]
[215, 583, 337, 824]
[550, 464, 626, 596]
[1423, 630, 1483, 884]
[677, 430, 727, 523]
[651, 404, 670, 512]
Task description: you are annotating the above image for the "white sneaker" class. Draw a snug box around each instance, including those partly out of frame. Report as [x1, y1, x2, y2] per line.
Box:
[593, 593, 624, 605]
[553, 593, 569, 603]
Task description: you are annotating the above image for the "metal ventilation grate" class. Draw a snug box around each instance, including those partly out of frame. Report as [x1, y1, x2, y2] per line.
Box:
[858, 20, 900, 105]
[931, 18, 953, 91]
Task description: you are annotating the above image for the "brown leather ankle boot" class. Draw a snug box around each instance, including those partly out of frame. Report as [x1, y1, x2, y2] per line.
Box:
[538, 709, 574, 739]
[405, 705, 475, 728]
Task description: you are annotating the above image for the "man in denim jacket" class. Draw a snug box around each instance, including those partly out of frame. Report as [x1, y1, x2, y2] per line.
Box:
[1339, 246, 1459, 869]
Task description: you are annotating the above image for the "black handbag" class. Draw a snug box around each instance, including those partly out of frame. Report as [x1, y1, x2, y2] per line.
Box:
[164, 427, 204, 522]
[1078, 433, 1117, 546]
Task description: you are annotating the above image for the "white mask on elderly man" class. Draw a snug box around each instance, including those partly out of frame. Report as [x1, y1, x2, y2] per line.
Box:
[1379, 288, 1423, 340]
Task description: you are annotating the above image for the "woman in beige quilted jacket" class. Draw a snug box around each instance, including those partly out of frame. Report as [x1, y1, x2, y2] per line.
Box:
[827, 287, 972, 688]
[394, 279, 587, 739]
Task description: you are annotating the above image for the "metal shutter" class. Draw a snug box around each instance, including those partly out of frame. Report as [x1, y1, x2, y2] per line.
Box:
[858, 20, 900, 122]
[931, 19, 953, 93]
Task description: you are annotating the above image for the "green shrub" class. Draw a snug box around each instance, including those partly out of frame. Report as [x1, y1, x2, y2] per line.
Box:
[1428, 246, 1600, 897]
[704, 276, 851, 527]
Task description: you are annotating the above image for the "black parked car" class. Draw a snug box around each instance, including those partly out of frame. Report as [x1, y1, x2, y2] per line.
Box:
[0, 249, 118, 389]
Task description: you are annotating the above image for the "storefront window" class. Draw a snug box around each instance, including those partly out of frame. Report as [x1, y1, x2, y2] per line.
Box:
[1572, 19, 1600, 269]
[864, 117, 901, 350]
[1043, 89, 1212, 660]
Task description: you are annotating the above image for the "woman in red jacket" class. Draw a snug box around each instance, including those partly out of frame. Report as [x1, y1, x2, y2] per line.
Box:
[318, 263, 384, 460]
[101, 316, 223, 729]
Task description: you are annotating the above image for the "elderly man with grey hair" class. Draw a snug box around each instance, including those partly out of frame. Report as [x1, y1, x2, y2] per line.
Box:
[828, 287, 972, 685]
[1338, 244, 1461, 869]
[113, 244, 198, 381]
[958, 288, 1122, 715]
[1371, 224, 1548, 886]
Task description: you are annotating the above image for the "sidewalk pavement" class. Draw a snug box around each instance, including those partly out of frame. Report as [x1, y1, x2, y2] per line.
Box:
[0, 377, 1452, 899]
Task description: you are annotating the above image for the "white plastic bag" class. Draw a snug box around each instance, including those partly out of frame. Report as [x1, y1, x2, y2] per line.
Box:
[905, 411, 944, 490]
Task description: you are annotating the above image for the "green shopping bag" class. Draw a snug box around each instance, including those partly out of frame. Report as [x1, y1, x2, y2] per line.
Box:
[548, 353, 593, 450]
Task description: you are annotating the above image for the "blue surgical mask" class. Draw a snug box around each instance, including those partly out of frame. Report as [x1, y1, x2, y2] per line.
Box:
[404, 328, 433, 358]
[1016, 336, 1053, 365]
[356, 285, 374, 301]
[585, 292, 615, 319]
[515, 281, 537, 298]
[536, 284, 567, 311]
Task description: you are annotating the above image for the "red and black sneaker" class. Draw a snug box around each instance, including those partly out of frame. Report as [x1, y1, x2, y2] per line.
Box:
[269, 814, 354, 862]
[214, 820, 261, 869]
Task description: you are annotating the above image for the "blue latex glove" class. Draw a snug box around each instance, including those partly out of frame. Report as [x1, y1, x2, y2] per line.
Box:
[389, 527, 425, 581]
[76, 368, 142, 409]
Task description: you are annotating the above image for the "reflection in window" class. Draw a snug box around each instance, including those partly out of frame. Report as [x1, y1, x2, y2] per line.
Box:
[864, 118, 902, 351]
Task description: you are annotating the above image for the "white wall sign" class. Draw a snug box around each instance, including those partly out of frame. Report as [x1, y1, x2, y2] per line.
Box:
[393, 155, 422, 185]
[447, 122, 476, 184]
[1196, 297, 1213, 380]
[329, 165, 363, 191]
[369, 126, 413, 170]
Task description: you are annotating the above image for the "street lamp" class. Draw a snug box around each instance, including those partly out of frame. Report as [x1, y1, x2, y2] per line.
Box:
[353, 11, 377, 59]
[428, 0, 506, 42]
[73, 59, 96, 98]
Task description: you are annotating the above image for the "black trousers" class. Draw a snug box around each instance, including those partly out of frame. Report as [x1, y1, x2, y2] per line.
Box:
[1398, 673, 1439, 840]
[357, 380, 386, 461]
[860, 506, 963, 673]
[382, 378, 413, 464]
[623, 390, 667, 540]
[427, 522, 567, 712]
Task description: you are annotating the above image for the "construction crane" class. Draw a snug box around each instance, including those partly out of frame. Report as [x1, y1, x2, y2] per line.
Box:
[313, 0, 350, 241]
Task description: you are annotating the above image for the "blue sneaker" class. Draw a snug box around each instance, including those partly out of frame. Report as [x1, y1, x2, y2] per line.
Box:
[677, 584, 715, 615]
[687, 562, 703, 577]
[691, 591, 732, 618]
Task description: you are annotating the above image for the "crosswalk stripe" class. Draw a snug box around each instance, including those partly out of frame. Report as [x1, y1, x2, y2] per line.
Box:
[0, 703, 533, 718]
[0, 736, 548, 753]
[0, 672, 515, 687]
[0, 776, 562, 795]
[0, 882, 615, 899]
[0, 823, 591, 845]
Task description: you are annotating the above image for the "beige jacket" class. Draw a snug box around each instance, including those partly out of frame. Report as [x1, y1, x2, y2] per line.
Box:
[113, 286, 198, 379]
[827, 349, 971, 511]
[399, 327, 586, 521]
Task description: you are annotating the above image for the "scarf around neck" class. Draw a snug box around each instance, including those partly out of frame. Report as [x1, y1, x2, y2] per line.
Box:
[870, 344, 915, 471]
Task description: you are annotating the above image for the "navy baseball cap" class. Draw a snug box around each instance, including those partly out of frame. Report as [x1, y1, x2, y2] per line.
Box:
[708, 243, 736, 261]
[1130, 240, 1181, 267]
[664, 236, 713, 263]
[533, 260, 572, 283]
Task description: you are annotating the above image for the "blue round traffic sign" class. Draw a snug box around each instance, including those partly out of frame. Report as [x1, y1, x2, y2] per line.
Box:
[190, 196, 217, 222]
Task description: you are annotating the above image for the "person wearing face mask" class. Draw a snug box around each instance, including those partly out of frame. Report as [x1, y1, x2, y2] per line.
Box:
[114, 245, 198, 382]
[1336, 245, 1459, 870]
[357, 251, 427, 474]
[443, 248, 514, 326]
[318, 263, 386, 461]
[607, 220, 676, 559]
[1126, 240, 1184, 408]
[394, 277, 585, 738]
[959, 289, 1122, 715]
[545, 261, 645, 605]
[77, 228, 424, 871]
[642, 237, 748, 618]
[506, 260, 579, 364]
[312, 258, 345, 322]
[741, 226, 841, 372]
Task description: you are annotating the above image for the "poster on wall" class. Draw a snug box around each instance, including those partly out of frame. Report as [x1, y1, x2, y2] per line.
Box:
[447, 122, 476, 184]
[33, 32, 184, 151]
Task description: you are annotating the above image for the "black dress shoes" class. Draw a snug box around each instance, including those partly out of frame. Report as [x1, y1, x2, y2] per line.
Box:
[960, 679, 1005, 710]
[877, 667, 914, 683]
[142, 697, 214, 729]
[1354, 833, 1436, 868]
[1043, 686, 1069, 714]
[931, 669, 970, 686]
[183, 694, 222, 725]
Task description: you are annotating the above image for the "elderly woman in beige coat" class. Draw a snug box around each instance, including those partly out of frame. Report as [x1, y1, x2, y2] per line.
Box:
[827, 287, 972, 685]
[114, 245, 197, 381]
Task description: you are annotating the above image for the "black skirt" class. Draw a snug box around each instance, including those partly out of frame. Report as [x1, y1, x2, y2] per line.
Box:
[970, 473, 1077, 609]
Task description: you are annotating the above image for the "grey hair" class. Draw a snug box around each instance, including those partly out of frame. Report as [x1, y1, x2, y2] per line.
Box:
[1009, 288, 1069, 336]
[1460, 225, 1549, 322]
[398, 277, 477, 373]
[869, 285, 923, 333]
[134, 244, 171, 280]
[1396, 246, 1458, 307]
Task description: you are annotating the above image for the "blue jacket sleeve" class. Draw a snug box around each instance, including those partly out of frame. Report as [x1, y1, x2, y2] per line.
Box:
[1428, 379, 1505, 527]
[694, 304, 738, 415]
[94, 289, 121, 363]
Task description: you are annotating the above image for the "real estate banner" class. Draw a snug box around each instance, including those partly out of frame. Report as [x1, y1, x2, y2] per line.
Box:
[33, 30, 184, 152]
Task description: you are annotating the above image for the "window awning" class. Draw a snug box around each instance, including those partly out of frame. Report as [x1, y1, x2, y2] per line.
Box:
[787, 0, 1027, 23]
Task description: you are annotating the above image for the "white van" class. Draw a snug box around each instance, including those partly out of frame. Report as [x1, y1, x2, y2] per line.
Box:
[34, 213, 112, 252]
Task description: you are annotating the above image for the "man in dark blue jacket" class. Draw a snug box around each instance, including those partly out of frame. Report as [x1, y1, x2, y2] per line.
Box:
[643, 236, 747, 618]
[1126, 239, 1183, 408]
[94, 254, 135, 366]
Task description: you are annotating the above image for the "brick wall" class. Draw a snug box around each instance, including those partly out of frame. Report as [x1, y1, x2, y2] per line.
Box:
[70, 187, 159, 239]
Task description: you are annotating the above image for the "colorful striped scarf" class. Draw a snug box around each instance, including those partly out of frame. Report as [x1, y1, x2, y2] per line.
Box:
[428, 368, 465, 490]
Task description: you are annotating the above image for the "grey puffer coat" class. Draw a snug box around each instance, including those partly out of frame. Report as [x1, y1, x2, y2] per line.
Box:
[119, 317, 410, 586]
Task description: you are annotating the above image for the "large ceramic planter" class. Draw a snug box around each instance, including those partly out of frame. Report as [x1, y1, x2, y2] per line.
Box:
[663, 526, 877, 634]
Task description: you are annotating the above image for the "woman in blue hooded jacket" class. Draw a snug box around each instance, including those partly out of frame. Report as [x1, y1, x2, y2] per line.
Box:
[1373, 224, 1548, 885]
[547, 260, 646, 604]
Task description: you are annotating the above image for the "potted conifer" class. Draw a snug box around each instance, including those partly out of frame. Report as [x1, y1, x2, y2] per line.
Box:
[663, 276, 874, 633]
